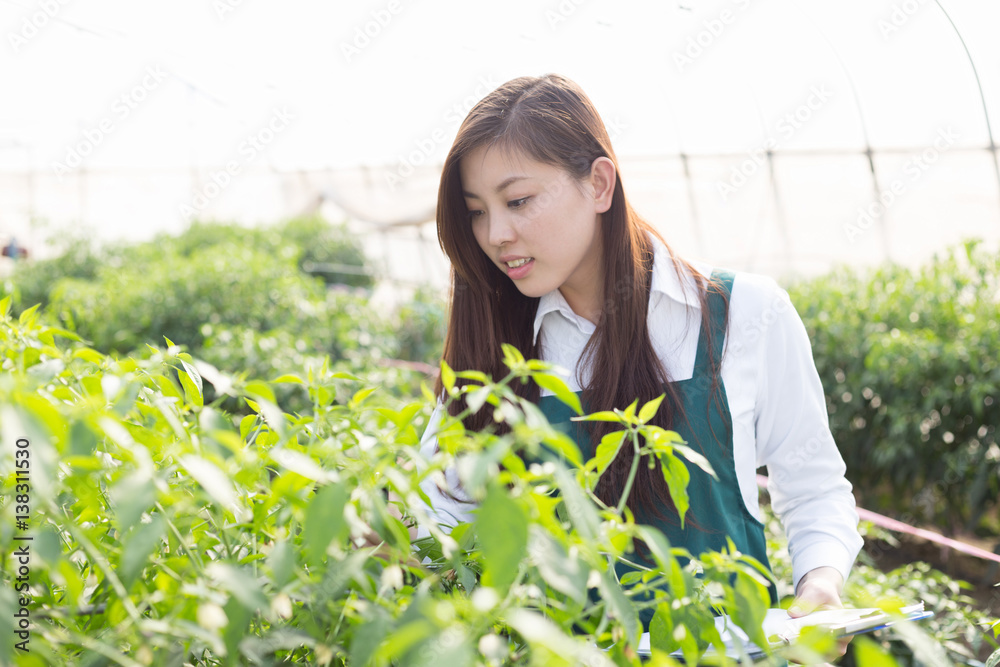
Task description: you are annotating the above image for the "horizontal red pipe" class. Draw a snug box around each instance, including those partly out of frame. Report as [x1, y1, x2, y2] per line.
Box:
[755, 474, 1000, 565]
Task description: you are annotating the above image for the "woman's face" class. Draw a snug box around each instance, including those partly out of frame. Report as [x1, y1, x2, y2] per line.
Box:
[459, 145, 608, 319]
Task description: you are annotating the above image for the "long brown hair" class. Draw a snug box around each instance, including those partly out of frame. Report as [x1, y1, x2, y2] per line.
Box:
[434, 74, 729, 519]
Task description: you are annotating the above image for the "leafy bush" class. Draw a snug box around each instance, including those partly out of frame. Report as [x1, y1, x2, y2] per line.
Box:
[48, 242, 326, 357]
[5, 235, 107, 315]
[787, 239, 1000, 534]
[0, 302, 923, 666]
[197, 286, 430, 415]
[763, 505, 997, 665]
[140, 217, 373, 288]
[8, 218, 410, 415]
[9, 216, 371, 330]
[382, 286, 448, 368]
[279, 217, 374, 288]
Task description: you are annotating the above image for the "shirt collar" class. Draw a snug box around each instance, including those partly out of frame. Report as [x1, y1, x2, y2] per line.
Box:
[531, 237, 708, 345]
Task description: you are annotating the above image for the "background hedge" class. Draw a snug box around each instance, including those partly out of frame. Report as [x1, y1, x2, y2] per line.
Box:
[788, 240, 1000, 535]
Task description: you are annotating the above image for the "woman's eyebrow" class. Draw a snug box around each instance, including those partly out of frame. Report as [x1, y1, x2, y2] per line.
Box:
[463, 175, 530, 199]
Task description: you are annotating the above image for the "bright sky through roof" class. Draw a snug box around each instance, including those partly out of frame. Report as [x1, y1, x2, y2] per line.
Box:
[1, 0, 998, 172]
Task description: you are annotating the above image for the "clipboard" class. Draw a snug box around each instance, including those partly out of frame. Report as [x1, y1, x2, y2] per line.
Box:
[634, 601, 934, 660]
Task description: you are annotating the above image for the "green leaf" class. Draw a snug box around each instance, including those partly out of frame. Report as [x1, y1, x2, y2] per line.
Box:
[244, 380, 276, 404]
[374, 620, 437, 662]
[529, 527, 587, 605]
[239, 414, 258, 441]
[464, 384, 492, 414]
[111, 471, 156, 534]
[619, 571, 643, 585]
[271, 374, 304, 384]
[660, 452, 690, 529]
[304, 482, 349, 566]
[350, 610, 389, 667]
[622, 398, 639, 423]
[178, 454, 242, 519]
[270, 447, 333, 482]
[72, 347, 104, 365]
[635, 526, 676, 576]
[851, 636, 900, 667]
[267, 538, 295, 589]
[672, 443, 716, 479]
[539, 431, 582, 467]
[728, 572, 769, 653]
[18, 303, 40, 326]
[440, 359, 456, 394]
[222, 597, 253, 662]
[120, 514, 166, 591]
[455, 369, 490, 383]
[178, 359, 203, 408]
[476, 484, 528, 591]
[650, 603, 677, 654]
[553, 465, 599, 542]
[592, 431, 626, 477]
[571, 410, 623, 423]
[500, 343, 525, 369]
[674, 622, 703, 666]
[535, 373, 583, 415]
[208, 562, 269, 612]
[638, 393, 666, 424]
[350, 386, 378, 407]
[598, 570, 640, 650]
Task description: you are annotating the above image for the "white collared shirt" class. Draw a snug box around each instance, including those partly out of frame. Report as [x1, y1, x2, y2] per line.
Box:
[418, 239, 864, 592]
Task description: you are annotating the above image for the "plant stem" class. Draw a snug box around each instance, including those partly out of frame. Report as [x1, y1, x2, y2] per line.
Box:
[156, 501, 205, 572]
[615, 430, 641, 516]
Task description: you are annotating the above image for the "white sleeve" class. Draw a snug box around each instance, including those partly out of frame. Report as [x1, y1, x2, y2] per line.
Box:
[752, 280, 864, 591]
[414, 404, 478, 541]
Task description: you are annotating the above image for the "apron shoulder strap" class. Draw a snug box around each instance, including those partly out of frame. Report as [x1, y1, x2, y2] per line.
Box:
[693, 269, 735, 375]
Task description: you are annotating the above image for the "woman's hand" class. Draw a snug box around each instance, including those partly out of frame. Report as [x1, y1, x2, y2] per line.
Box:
[788, 566, 852, 663]
[789, 566, 843, 616]
[356, 490, 422, 567]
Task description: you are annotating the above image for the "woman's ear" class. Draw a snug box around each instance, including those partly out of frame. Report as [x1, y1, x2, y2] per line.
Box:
[590, 157, 616, 214]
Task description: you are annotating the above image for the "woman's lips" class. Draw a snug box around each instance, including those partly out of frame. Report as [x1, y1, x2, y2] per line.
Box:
[504, 257, 534, 279]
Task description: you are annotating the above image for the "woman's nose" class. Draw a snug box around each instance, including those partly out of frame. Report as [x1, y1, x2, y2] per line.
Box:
[488, 212, 517, 247]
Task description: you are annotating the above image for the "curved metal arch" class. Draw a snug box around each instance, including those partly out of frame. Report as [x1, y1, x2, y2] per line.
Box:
[934, 0, 1000, 219]
[785, 0, 892, 261]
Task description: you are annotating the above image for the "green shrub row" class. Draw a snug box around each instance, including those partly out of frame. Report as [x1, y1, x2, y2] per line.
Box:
[787, 240, 1000, 534]
[0, 237, 995, 664]
[0, 302, 861, 666]
[4, 217, 446, 416]
[9, 223, 998, 533]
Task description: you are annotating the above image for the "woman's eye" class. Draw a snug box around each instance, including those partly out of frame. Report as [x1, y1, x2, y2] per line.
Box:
[467, 209, 484, 221]
[508, 197, 530, 209]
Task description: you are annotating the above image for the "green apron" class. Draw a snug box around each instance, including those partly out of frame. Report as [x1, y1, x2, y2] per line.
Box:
[537, 270, 777, 632]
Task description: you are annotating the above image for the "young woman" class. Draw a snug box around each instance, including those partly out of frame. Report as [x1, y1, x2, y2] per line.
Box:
[417, 73, 862, 652]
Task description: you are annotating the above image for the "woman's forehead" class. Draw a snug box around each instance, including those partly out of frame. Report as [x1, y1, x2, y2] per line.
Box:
[459, 144, 558, 187]
[462, 143, 535, 171]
